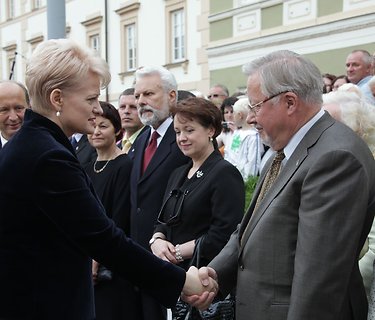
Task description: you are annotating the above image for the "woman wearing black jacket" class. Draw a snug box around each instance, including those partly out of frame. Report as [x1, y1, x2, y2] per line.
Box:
[150, 97, 245, 270]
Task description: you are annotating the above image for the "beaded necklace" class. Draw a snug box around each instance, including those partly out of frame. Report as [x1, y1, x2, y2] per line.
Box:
[93, 159, 111, 173]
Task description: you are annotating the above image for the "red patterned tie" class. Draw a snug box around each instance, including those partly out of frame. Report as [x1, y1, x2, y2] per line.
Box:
[142, 131, 159, 174]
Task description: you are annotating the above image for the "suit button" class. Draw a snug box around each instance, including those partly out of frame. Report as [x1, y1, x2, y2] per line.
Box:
[137, 208, 141, 213]
[239, 264, 244, 271]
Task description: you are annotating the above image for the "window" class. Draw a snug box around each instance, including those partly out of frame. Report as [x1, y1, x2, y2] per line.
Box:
[27, 34, 44, 54]
[165, 0, 187, 65]
[90, 34, 100, 52]
[116, 2, 140, 79]
[3, 44, 17, 80]
[126, 24, 137, 70]
[171, 9, 185, 62]
[33, 0, 42, 10]
[81, 15, 103, 56]
[7, 0, 15, 19]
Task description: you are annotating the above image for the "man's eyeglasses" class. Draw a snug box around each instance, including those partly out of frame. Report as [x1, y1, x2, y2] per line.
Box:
[207, 94, 226, 99]
[248, 91, 288, 113]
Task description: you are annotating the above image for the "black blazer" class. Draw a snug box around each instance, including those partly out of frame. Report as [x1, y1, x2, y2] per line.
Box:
[0, 110, 185, 320]
[154, 150, 245, 269]
[74, 134, 97, 167]
[127, 126, 149, 160]
[130, 123, 189, 249]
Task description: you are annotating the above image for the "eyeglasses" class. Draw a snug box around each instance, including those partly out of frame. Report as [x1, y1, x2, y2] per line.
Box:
[157, 189, 189, 226]
[248, 91, 288, 114]
[207, 94, 226, 99]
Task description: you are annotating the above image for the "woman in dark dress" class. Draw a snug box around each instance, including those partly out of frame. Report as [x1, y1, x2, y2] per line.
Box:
[150, 97, 245, 270]
[85, 101, 137, 320]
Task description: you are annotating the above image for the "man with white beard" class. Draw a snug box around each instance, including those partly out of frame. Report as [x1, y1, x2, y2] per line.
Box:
[129, 66, 189, 320]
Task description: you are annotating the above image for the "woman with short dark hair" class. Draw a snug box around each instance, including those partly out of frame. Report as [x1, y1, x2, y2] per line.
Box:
[150, 97, 244, 270]
[86, 101, 134, 319]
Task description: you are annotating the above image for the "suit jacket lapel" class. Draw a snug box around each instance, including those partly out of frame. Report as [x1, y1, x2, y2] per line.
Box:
[239, 112, 335, 250]
[75, 135, 88, 154]
[140, 123, 175, 181]
[132, 126, 151, 182]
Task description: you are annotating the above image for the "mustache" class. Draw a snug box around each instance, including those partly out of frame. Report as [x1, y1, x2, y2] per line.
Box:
[139, 105, 155, 114]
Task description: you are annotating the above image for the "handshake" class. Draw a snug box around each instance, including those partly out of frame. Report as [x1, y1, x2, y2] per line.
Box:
[181, 266, 218, 310]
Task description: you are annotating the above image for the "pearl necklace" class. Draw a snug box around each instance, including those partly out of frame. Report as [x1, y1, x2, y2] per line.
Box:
[93, 159, 111, 173]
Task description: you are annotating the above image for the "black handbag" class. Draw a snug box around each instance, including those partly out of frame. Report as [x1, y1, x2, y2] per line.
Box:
[171, 238, 235, 320]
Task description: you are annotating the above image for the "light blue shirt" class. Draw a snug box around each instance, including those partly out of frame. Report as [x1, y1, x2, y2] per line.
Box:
[357, 76, 375, 106]
[283, 109, 325, 163]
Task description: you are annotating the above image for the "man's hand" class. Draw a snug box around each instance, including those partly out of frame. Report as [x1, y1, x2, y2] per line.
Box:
[182, 266, 218, 310]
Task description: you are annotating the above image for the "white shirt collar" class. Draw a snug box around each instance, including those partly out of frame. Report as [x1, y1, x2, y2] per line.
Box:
[0, 132, 8, 147]
[283, 108, 325, 161]
[149, 117, 173, 146]
[73, 133, 83, 142]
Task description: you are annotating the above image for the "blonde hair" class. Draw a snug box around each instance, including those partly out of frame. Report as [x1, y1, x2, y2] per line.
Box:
[26, 38, 111, 112]
[323, 91, 375, 154]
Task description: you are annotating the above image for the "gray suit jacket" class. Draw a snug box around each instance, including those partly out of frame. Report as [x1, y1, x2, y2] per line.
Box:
[210, 112, 375, 320]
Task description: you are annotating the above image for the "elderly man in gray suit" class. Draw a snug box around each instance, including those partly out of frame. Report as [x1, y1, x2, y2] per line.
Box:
[184, 50, 375, 320]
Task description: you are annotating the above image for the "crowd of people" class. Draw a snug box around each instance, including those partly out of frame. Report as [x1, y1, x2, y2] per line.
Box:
[1, 38, 375, 320]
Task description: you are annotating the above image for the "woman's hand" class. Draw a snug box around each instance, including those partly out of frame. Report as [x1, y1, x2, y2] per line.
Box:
[228, 121, 236, 132]
[182, 267, 218, 310]
[150, 239, 178, 264]
[92, 260, 99, 284]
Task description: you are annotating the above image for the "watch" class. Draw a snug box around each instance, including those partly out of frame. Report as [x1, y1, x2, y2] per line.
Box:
[149, 236, 163, 246]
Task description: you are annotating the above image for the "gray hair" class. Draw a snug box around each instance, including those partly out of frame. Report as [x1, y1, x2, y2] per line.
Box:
[350, 50, 373, 67]
[323, 90, 375, 154]
[210, 84, 229, 96]
[232, 97, 249, 114]
[242, 50, 323, 106]
[135, 65, 177, 98]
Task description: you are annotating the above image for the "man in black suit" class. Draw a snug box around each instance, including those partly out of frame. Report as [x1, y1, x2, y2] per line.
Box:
[130, 66, 189, 320]
[70, 133, 97, 167]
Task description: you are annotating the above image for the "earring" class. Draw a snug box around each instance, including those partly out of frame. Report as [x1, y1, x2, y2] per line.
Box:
[209, 137, 213, 142]
[56, 111, 61, 117]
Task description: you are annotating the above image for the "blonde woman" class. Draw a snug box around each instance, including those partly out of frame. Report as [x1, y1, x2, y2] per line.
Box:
[0, 38, 213, 319]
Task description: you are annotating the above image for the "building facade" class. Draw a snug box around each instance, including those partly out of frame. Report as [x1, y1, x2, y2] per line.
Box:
[208, 0, 375, 94]
[0, 0, 208, 105]
[0, 0, 374, 102]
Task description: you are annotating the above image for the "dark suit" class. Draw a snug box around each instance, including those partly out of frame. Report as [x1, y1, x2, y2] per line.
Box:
[210, 112, 375, 320]
[74, 134, 97, 167]
[0, 110, 185, 320]
[154, 150, 244, 270]
[127, 126, 149, 160]
[130, 121, 189, 320]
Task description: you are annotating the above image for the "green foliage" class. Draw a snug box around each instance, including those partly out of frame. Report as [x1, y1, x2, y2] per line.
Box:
[244, 175, 259, 213]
